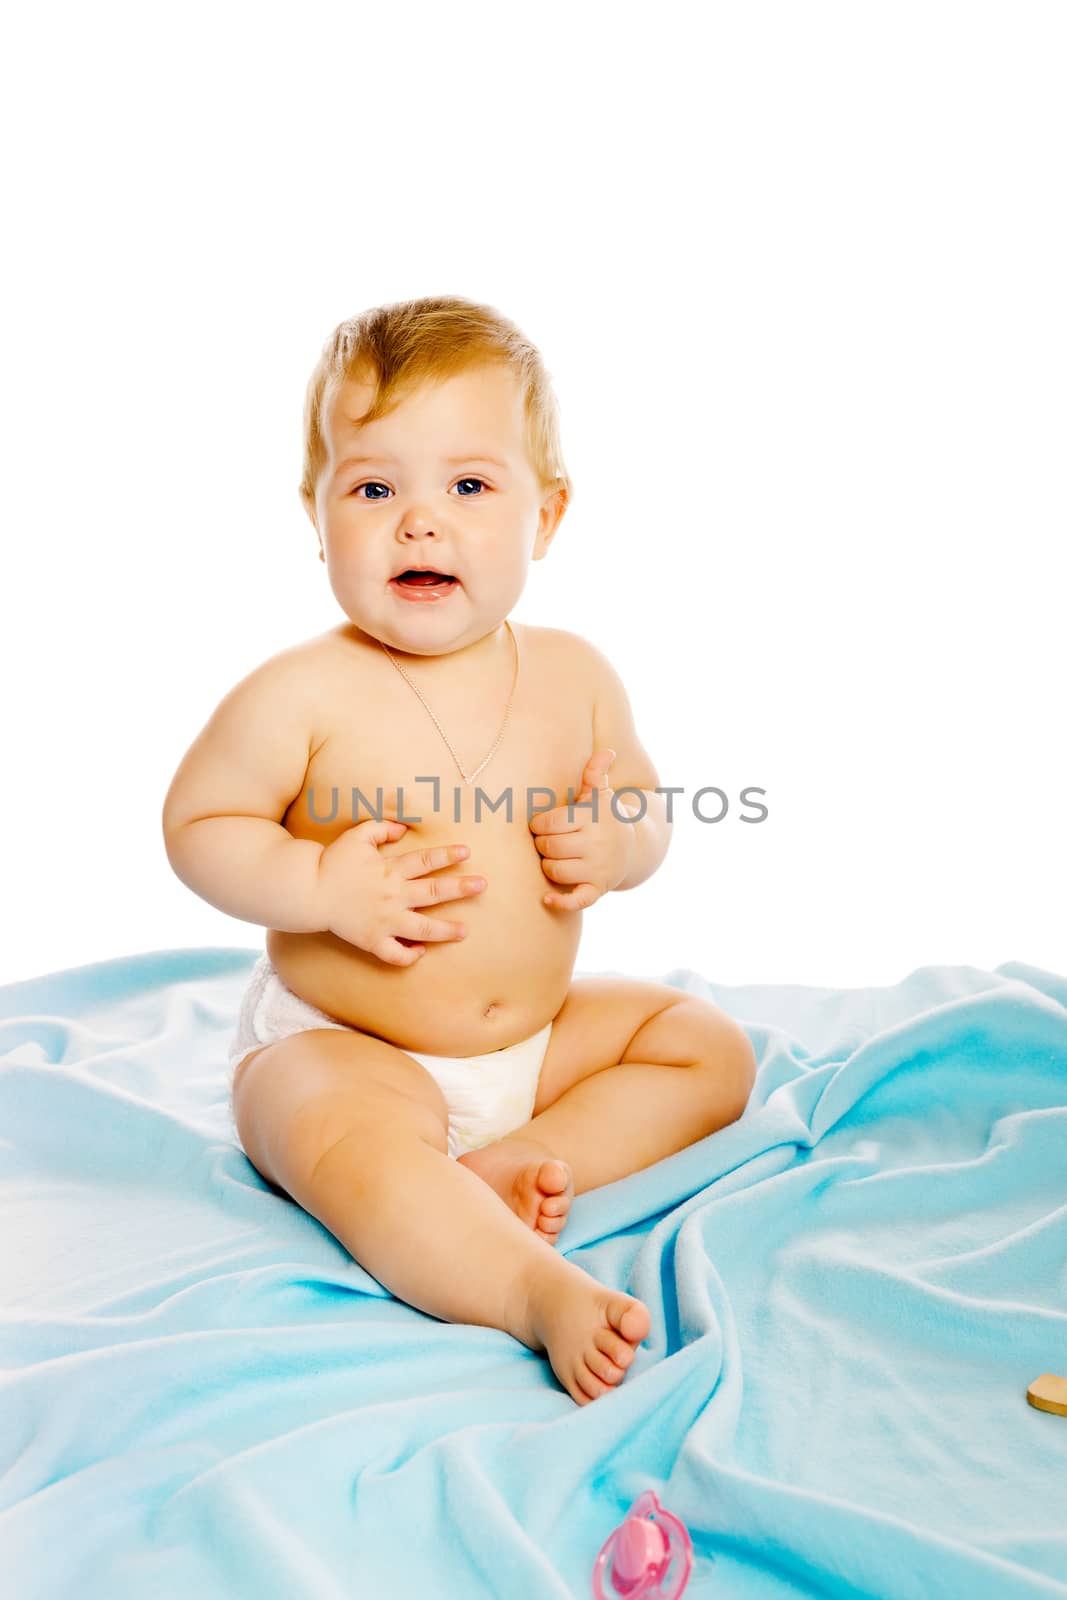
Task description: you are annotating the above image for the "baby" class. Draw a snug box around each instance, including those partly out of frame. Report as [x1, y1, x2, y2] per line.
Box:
[162, 295, 756, 1406]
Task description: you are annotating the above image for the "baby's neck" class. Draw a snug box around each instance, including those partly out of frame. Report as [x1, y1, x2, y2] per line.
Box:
[353, 619, 516, 678]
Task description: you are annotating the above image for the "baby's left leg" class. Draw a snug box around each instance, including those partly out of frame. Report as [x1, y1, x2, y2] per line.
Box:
[459, 979, 756, 1216]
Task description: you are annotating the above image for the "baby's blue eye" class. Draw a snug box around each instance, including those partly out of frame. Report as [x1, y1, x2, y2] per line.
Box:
[352, 478, 487, 500]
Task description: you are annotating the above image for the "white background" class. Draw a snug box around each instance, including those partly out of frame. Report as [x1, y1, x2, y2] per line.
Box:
[2, 3, 1063, 989]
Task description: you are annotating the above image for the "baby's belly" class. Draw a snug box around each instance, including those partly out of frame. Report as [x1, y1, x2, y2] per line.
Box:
[266, 820, 582, 1056]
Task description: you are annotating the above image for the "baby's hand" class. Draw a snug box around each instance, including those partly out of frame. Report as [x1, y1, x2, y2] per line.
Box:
[317, 819, 487, 966]
[529, 748, 635, 912]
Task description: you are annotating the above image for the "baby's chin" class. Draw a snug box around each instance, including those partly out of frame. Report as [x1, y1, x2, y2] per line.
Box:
[350, 598, 518, 657]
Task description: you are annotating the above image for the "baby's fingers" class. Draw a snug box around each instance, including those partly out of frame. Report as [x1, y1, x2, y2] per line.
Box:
[400, 843, 472, 877]
[376, 938, 427, 966]
[544, 883, 601, 911]
[374, 912, 465, 965]
[408, 873, 487, 908]
[400, 910, 470, 943]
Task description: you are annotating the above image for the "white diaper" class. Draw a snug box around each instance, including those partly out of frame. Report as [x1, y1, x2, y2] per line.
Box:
[227, 953, 553, 1160]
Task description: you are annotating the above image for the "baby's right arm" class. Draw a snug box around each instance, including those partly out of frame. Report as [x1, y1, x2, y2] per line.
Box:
[161, 651, 328, 932]
[162, 650, 487, 963]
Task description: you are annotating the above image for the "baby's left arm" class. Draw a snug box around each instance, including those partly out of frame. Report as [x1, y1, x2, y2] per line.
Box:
[586, 641, 671, 892]
[529, 638, 671, 909]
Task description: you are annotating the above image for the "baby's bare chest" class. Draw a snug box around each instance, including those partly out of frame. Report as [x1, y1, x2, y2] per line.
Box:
[284, 645, 594, 853]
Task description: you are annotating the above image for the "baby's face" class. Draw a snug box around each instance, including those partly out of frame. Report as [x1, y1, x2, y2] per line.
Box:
[309, 363, 565, 657]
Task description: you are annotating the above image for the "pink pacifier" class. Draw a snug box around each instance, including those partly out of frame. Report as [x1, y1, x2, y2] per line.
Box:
[592, 1489, 694, 1598]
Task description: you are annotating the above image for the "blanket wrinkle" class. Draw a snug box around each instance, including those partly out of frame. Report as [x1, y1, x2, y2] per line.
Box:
[0, 948, 1064, 1597]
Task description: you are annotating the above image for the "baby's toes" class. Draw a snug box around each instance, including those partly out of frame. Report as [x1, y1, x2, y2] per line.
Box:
[576, 1362, 613, 1403]
[584, 1342, 627, 1387]
[606, 1294, 652, 1349]
[538, 1158, 572, 1196]
[535, 1167, 572, 1243]
[536, 1211, 566, 1245]
[594, 1326, 635, 1372]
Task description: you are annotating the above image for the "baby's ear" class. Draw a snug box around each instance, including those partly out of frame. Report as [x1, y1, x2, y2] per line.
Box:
[534, 485, 568, 557]
[297, 494, 325, 560]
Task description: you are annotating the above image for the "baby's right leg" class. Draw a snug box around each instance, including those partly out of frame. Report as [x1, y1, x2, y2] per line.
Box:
[231, 1029, 650, 1405]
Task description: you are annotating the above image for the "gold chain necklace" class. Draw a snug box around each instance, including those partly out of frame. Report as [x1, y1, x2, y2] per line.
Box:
[377, 620, 519, 786]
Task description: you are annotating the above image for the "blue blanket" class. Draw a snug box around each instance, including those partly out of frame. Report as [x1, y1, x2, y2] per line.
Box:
[2, 949, 1065, 1599]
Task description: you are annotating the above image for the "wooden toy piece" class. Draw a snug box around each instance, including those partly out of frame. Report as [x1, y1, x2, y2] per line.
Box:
[1026, 1374, 1067, 1416]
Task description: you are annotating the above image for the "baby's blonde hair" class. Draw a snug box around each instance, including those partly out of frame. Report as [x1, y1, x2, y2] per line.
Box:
[299, 294, 573, 513]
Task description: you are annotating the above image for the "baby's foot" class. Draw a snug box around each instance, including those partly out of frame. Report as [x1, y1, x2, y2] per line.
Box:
[457, 1135, 573, 1244]
[517, 1254, 651, 1405]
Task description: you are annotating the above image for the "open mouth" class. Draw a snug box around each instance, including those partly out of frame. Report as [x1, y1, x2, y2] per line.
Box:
[392, 570, 458, 587]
